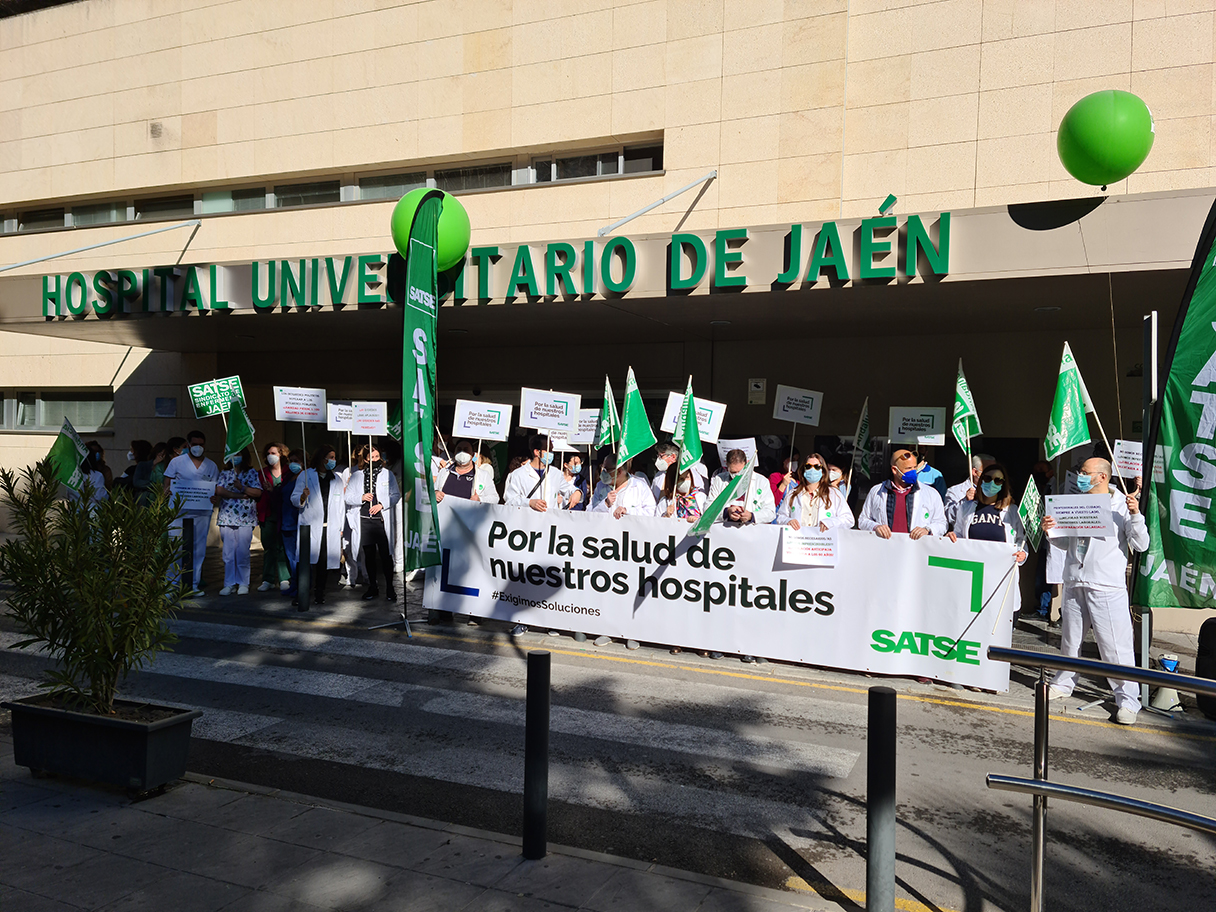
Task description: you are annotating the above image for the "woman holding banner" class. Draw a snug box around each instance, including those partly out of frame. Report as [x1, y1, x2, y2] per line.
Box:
[776, 453, 853, 531]
[292, 444, 346, 607]
[948, 462, 1027, 563]
[214, 446, 263, 596]
[345, 444, 402, 602]
[591, 454, 656, 517]
[655, 463, 705, 522]
[434, 439, 499, 504]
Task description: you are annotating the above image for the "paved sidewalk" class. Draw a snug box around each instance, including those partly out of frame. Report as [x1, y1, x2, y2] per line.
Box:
[0, 738, 834, 912]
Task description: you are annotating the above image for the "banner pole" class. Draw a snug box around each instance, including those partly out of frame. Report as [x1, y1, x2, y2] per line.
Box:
[1091, 409, 1130, 495]
[301, 421, 306, 461]
[788, 422, 797, 469]
[347, 430, 352, 467]
[221, 411, 228, 432]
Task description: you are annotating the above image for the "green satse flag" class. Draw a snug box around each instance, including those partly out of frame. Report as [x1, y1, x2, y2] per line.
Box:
[224, 396, 255, 463]
[595, 375, 621, 449]
[1045, 342, 1092, 461]
[46, 417, 88, 492]
[674, 376, 702, 474]
[616, 367, 656, 464]
[853, 397, 871, 479]
[401, 191, 445, 571]
[689, 452, 755, 538]
[952, 359, 982, 452]
[387, 401, 403, 442]
[1018, 479, 1044, 553]
[1136, 198, 1216, 608]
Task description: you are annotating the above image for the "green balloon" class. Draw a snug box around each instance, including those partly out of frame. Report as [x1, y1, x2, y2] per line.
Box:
[1057, 90, 1155, 186]
[389, 188, 471, 272]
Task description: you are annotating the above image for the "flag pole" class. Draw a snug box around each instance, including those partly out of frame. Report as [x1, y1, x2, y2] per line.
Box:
[1090, 410, 1131, 496]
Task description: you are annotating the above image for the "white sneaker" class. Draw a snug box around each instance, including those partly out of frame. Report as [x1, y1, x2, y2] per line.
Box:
[237, 584, 249, 595]
[219, 586, 235, 596]
[257, 581, 274, 592]
[1046, 685, 1070, 701]
[1115, 708, 1138, 725]
[280, 580, 291, 591]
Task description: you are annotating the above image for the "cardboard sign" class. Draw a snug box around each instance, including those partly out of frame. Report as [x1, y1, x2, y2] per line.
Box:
[273, 386, 327, 423]
[571, 408, 600, 445]
[659, 392, 727, 444]
[170, 480, 216, 513]
[772, 384, 824, 427]
[1018, 480, 1044, 552]
[782, 528, 837, 566]
[520, 388, 581, 433]
[1044, 494, 1116, 538]
[1113, 439, 1142, 478]
[187, 376, 245, 419]
[327, 401, 353, 432]
[716, 437, 757, 466]
[889, 406, 946, 446]
[452, 399, 513, 442]
[351, 401, 389, 436]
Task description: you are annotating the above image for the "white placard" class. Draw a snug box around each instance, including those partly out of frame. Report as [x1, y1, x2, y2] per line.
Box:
[888, 406, 947, 446]
[716, 437, 757, 466]
[782, 528, 837, 566]
[273, 386, 327, 423]
[327, 401, 353, 432]
[572, 408, 600, 445]
[1113, 439, 1142, 478]
[772, 384, 824, 427]
[520, 387, 581, 433]
[1044, 494, 1116, 538]
[453, 399, 513, 442]
[547, 435, 580, 453]
[170, 480, 216, 513]
[351, 401, 388, 436]
[659, 392, 727, 444]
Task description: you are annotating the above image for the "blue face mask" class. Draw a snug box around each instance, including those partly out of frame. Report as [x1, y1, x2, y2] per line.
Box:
[569, 463, 582, 474]
[900, 468, 919, 485]
[540, 452, 553, 466]
[803, 467, 823, 483]
[981, 480, 1002, 498]
[288, 462, 302, 474]
[231, 455, 242, 466]
[325, 459, 336, 471]
[1076, 474, 1094, 493]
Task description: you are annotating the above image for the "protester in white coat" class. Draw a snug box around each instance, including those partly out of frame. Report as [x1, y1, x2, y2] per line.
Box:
[948, 462, 1027, 563]
[776, 453, 854, 531]
[652, 441, 708, 499]
[591, 454, 656, 517]
[706, 449, 776, 526]
[345, 444, 402, 603]
[1042, 457, 1148, 724]
[859, 447, 947, 538]
[434, 440, 499, 504]
[163, 429, 218, 594]
[504, 435, 574, 511]
[291, 444, 346, 609]
[655, 463, 706, 522]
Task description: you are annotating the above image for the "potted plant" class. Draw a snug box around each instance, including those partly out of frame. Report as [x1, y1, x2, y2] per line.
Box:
[0, 460, 200, 795]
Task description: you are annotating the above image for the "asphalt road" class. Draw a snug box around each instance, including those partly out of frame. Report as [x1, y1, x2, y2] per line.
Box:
[1, 584, 1214, 912]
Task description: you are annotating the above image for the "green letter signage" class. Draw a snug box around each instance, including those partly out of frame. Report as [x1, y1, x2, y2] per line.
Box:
[669, 233, 707, 291]
[859, 216, 897, 279]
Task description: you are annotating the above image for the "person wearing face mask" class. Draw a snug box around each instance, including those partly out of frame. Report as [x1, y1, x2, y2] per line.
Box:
[559, 451, 587, 510]
[505, 435, 574, 512]
[279, 449, 305, 600]
[72, 447, 109, 506]
[149, 437, 185, 495]
[1040, 457, 1148, 725]
[944, 454, 996, 528]
[651, 441, 708, 501]
[656, 462, 706, 522]
[706, 449, 776, 526]
[858, 447, 947, 539]
[345, 443, 402, 602]
[83, 440, 113, 490]
[826, 461, 852, 508]
[114, 440, 153, 499]
[255, 442, 292, 592]
[292, 444, 347, 608]
[591, 453, 657, 518]
[163, 430, 219, 594]
[213, 446, 264, 596]
[914, 449, 948, 501]
[768, 450, 802, 506]
[776, 453, 854, 531]
[947, 461, 1026, 563]
[435, 440, 500, 504]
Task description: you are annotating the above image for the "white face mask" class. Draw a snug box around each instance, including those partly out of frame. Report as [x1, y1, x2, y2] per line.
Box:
[126, 451, 134, 462]
[677, 478, 692, 494]
[454, 452, 472, 466]
[655, 456, 670, 472]
[829, 468, 842, 482]
[189, 445, 204, 458]
[600, 470, 613, 485]
[266, 453, 279, 466]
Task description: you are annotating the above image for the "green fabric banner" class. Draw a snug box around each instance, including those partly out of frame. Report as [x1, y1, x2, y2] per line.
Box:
[224, 396, 255, 463]
[595, 375, 621, 449]
[1045, 342, 1092, 461]
[1018, 479, 1044, 553]
[1136, 200, 1216, 608]
[401, 192, 445, 571]
[674, 376, 702, 475]
[617, 367, 656, 464]
[853, 397, 870, 479]
[46, 417, 88, 493]
[689, 453, 755, 538]
[951, 358, 982, 454]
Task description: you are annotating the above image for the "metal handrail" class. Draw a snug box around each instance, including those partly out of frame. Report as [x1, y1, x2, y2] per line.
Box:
[988, 775, 1216, 836]
[989, 645, 1216, 697]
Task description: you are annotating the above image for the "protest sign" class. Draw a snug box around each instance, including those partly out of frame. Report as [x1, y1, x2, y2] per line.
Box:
[716, 437, 756, 466]
[771, 384, 823, 427]
[571, 409, 600, 445]
[352, 401, 389, 436]
[453, 399, 512, 442]
[327, 401, 353, 432]
[1113, 439, 1142, 479]
[520, 388, 581, 433]
[1044, 494, 1116, 538]
[188, 376, 245, 419]
[273, 386, 327, 423]
[425, 502, 1017, 690]
[170, 479, 216, 513]
[660, 392, 727, 443]
[781, 528, 837, 567]
[1018, 481, 1044, 552]
[889, 407, 946, 445]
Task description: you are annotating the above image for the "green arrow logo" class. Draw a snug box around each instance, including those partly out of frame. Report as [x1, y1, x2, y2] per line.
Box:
[927, 556, 984, 613]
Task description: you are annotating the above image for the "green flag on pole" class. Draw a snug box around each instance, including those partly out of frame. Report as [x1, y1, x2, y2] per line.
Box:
[853, 397, 871, 479]
[673, 376, 702, 474]
[401, 191, 445, 571]
[1018, 479, 1044, 552]
[689, 452, 756, 537]
[46, 417, 88, 493]
[1045, 342, 1093, 461]
[595, 375, 621, 449]
[223, 396, 255, 463]
[616, 367, 656, 464]
[951, 358, 982, 453]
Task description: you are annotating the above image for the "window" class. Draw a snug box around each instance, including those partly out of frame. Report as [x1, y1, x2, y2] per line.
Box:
[201, 188, 266, 214]
[360, 172, 427, 201]
[136, 195, 195, 220]
[435, 163, 512, 192]
[72, 202, 127, 227]
[534, 146, 656, 183]
[623, 144, 663, 173]
[20, 208, 65, 231]
[274, 181, 340, 208]
[2, 390, 114, 432]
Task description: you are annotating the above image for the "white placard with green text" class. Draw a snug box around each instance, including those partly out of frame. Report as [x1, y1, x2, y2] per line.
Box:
[520, 388, 581, 433]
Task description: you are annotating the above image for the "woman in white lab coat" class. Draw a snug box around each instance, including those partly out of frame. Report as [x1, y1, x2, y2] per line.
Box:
[776, 453, 853, 531]
[591, 454, 656, 518]
[434, 440, 499, 504]
[291, 444, 346, 608]
[655, 462, 706, 523]
[344, 443, 402, 601]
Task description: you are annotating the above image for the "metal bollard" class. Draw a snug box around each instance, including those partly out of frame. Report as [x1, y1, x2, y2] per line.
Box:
[181, 517, 194, 593]
[297, 524, 311, 611]
[1030, 670, 1050, 912]
[867, 686, 897, 912]
[523, 650, 551, 860]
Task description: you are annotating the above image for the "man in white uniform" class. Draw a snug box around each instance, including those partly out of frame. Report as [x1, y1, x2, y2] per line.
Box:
[706, 449, 776, 526]
[859, 447, 947, 538]
[163, 429, 218, 594]
[943, 453, 995, 528]
[1041, 457, 1147, 725]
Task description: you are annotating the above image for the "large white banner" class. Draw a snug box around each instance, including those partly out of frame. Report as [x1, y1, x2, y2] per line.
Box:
[425, 502, 1018, 690]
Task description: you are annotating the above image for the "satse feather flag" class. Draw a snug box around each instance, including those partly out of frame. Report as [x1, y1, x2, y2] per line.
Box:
[224, 396, 256, 463]
[853, 397, 871, 479]
[46, 417, 88, 493]
[673, 376, 703, 474]
[951, 359, 982, 453]
[1045, 342, 1093, 461]
[595, 375, 621, 449]
[616, 367, 656, 464]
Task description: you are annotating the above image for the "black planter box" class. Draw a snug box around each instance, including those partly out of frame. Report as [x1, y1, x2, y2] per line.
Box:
[2, 695, 202, 793]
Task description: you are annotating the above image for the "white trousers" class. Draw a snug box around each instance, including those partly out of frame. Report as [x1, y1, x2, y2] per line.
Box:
[220, 525, 253, 587]
[172, 510, 211, 588]
[1051, 583, 1141, 712]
